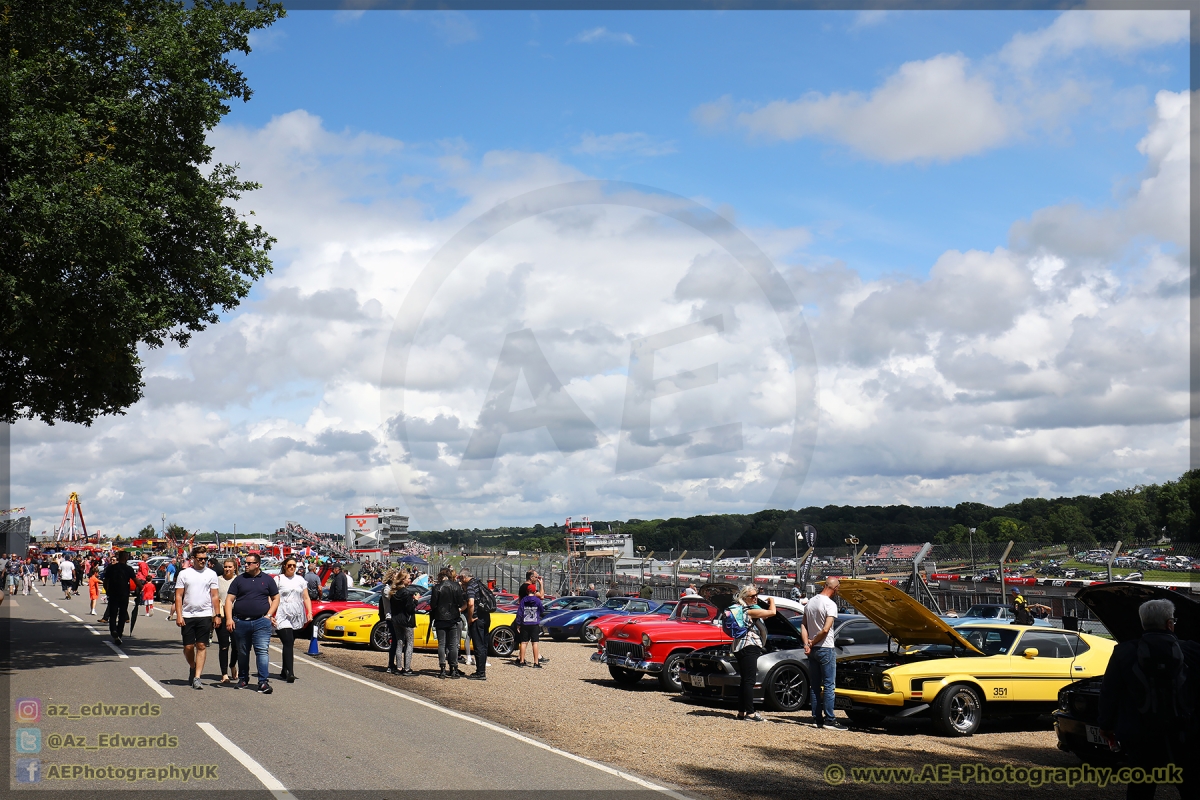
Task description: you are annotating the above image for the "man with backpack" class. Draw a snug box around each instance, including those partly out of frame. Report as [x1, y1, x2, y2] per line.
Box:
[1100, 598, 1200, 799]
[459, 568, 495, 681]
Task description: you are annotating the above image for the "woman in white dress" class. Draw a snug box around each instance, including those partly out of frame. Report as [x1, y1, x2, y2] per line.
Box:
[271, 557, 312, 683]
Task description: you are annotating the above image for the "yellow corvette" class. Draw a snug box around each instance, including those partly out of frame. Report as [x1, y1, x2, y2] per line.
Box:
[322, 607, 518, 657]
[833, 579, 1115, 736]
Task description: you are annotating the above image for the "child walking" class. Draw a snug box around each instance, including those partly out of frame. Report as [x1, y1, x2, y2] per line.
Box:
[141, 575, 156, 616]
[87, 568, 100, 615]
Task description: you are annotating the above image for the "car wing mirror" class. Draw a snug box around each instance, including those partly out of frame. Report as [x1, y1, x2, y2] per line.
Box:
[835, 637, 855, 647]
[1023, 647, 1038, 659]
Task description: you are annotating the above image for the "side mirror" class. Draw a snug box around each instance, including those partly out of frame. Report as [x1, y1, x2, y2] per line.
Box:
[835, 637, 855, 647]
[1023, 648, 1039, 659]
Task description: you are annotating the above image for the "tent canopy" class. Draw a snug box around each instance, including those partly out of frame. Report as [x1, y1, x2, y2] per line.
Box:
[398, 554, 428, 565]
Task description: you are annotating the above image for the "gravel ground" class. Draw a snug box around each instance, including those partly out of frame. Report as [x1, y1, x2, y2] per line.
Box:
[314, 638, 1128, 800]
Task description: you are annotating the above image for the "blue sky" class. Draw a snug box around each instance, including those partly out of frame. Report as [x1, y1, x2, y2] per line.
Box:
[14, 9, 1193, 536]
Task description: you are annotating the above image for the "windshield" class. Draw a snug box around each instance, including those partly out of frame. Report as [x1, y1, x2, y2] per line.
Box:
[912, 626, 1019, 656]
[964, 606, 1006, 619]
[603, 598, 628, 609]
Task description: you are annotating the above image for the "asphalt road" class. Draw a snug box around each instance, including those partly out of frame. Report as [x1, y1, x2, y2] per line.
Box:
[5, 583, 692, 799]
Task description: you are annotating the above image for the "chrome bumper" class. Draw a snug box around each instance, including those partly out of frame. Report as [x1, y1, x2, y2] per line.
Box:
[589, 648, 661, 673]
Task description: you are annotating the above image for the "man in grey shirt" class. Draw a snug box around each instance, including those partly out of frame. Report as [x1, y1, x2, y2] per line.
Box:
[304, 563, 321, 600]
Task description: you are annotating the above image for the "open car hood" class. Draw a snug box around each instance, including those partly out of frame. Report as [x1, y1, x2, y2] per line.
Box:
[697, 582, 738, 612]
[836, 579, 984, 654]
[1076, 583, 1200, 643]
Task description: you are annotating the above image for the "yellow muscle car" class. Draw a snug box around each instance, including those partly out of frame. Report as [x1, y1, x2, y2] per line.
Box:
[833, 579, 1115, 736]
[322, 606, 518, 657]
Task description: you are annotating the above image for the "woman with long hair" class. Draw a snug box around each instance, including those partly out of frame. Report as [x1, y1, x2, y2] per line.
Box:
[271, 557, 312, 683]
[383, 571, 418, 675]
[729, 584, 776, 722]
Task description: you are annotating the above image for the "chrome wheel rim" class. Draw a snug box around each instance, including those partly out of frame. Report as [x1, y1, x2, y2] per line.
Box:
[371, 623, 392, 651]
[314, 614, 332, 640]
[948, 689, 979, 732]
[492, 627, 515, 656]
[582, 625, 600, 643]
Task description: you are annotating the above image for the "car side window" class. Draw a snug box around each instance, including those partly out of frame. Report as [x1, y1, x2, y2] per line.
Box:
[1016, 631, 1084, 658]
[685, 604, 711, 619]
[839, 622, 888, 645]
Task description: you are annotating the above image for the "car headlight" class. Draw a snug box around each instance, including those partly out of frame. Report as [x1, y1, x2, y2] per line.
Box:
[1058, 694, 1069, 711]
[881, 675, 893, 692]
[642, 634, 652, 647]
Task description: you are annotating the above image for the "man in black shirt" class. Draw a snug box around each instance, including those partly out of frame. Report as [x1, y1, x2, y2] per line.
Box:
[326, 564, 349, 601]
[430, 569, 465, 679]
[223, 555, 279, 693]
[459, 568, 490, 681]
[102, 551, 136, 645]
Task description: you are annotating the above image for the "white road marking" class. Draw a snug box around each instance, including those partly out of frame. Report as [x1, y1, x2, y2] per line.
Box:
[102, 640, 129, 659]
[270, 646, 688, 798]
[58, 608, 69, 614]
[69, 614, 82, 621]
[8, 599, 16, 607]
[49, 602, 59, 608]
[196, 723, 293, 799]
[84, 625, 102, 636]
[130, 667, 174, 699]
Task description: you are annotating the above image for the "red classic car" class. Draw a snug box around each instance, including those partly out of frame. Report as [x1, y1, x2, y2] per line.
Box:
[586, 600, 678, 643]
[590, 597, 728, 691]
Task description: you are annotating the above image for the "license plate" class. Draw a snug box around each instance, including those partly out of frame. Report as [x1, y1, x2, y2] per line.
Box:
[1085, 725, 1106, 745]
[834, 696, 853, 710]
[333, 625, 344, 631]
[690, 675, 705, 688]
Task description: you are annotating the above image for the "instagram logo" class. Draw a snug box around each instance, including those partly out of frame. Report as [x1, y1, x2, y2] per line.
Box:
[15, 698, 41, 723]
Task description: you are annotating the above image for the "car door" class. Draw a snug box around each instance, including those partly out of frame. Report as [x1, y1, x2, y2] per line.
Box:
[1009, 630, 1077, 701]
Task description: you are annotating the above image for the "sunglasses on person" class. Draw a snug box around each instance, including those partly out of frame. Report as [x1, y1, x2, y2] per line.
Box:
[245, 559, 260, 566]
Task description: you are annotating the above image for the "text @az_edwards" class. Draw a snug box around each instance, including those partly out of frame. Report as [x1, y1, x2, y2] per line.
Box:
[44, 732, 179, 750]
[823, 762, 1184, 788]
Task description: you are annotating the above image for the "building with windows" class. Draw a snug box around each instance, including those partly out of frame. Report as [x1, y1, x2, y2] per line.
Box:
[344, 507, 410, 555]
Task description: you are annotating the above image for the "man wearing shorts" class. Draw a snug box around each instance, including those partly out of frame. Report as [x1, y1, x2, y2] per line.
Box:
[175, 546, 219, 690]
[58, 556, 76, 599]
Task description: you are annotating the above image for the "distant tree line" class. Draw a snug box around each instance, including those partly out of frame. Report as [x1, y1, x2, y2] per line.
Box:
[410, 470, 1198, 552]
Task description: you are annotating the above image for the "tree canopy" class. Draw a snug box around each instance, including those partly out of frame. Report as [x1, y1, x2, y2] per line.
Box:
[1, 0, 283, 425]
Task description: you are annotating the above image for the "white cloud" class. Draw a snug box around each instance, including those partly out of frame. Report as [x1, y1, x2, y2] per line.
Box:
[849, 10, 888, 31]
[1001, 10, 1189, 71]
[11, 90, 1189, 536]
[730, 54, 1014, 163]
[573, 132, 677, 157]
[569, 27, 636, 45]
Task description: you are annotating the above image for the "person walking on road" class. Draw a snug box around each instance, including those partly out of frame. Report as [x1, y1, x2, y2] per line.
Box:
[1100, 597, 1200, 800]
[58, 556, 76, 600]
[87, 567, 100, 615]
[326, 563, 349, 601]
[801, 577, 844, 730]
[215, 558, 238, 685]
[430, 568, 465, 679]
[515, 584, 545, 668]
[141, 574, 157, 616]
[271, 557, 311, 683]
[224, 553, 279, 693]
[727, 585, 776, 722]
[460, 568, 493, 681]
[175, 546, 219, 690]
[102, 551, 136, 644]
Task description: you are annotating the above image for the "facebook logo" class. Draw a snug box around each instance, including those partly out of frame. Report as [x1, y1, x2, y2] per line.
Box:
[16, 758, 41, 783]
[15, 727, 41, 753]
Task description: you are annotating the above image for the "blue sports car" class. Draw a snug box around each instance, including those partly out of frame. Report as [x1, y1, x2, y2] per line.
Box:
[541, 596, 675, 642]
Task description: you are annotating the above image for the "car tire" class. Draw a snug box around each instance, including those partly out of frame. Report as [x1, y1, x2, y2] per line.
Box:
[931, 683, 983, 737]
[550, 630, 568, 642]
[609, 665, 643, 685]
[764, 662, 808, 712]
[369, 621, 392, 652]
[582, 625, 602, 644]
[845, 708, 885, 727]
[658, 652, 687, 692]
[312, 612, 334, 641]
[489, 626, 516, 657]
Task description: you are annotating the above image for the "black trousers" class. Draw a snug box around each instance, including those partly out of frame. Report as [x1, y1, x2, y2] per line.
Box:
[108, 595, 130, 639]
[469, 614, 491, 674]
[735, 645, 763, 715]
[278, 628, 295, 677]
[215, 623, 233, 676]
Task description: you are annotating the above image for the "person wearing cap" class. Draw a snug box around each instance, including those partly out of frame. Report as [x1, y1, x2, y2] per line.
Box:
[1011, 589, 1034, 626]
[326, 563, 349, 602]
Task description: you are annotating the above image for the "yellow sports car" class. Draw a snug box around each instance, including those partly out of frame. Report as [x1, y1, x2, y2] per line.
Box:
[833, 579, 1115, 736]
[322, 607, 518, 657]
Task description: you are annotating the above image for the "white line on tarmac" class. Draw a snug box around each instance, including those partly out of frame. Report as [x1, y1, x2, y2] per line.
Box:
[58, 608, 69, 614]
[84, 626, 102, 635]
[269, 645, 690, 798]
[102, 640, 129, 659]
[130, 667, 174, 699]
[69, 614, 82, 621]
[196, 723, 293, 799]
[49, 602, 59, 608]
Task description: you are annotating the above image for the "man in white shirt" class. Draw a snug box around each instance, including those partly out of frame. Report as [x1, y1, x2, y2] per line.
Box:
[801, 577, 844, 730]
[58, 556, 76, 600]
[174, 546, 220, 690]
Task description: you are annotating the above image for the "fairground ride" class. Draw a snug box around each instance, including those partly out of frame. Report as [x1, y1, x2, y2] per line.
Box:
[54, 493, 91, 542]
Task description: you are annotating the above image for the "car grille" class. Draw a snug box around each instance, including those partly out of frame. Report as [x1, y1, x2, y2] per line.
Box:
[837, 672, 878, 692]
[606, 641, 645, 661]
[325, 629, 345, 637]
[683, 651, 730, 676]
